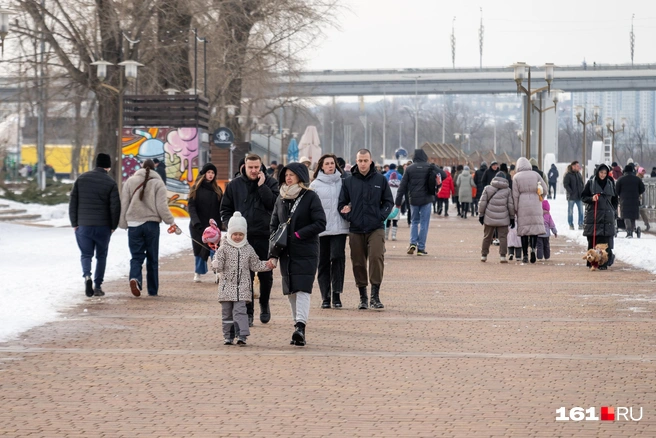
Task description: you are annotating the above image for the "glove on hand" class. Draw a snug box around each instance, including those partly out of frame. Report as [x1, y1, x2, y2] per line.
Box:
[510, 218, 516, 229]
[479, 215, 485, 225]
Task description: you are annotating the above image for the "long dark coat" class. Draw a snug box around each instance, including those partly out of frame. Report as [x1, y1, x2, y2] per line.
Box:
[615, 172, 645, 220]
[188, 182, 222, 259]
[270, 163, 326, 295]
[582, 167, 618, 238]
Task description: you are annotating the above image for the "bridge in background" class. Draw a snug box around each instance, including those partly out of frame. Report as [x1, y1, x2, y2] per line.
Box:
[275, 64, 656, 97]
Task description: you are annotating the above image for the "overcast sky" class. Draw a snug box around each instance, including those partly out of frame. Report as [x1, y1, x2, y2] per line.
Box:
[305, 0, 656, 71]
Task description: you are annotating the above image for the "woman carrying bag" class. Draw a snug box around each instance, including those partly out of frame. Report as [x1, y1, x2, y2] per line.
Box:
[188, 163, 223, 282]
[270, 163, 326, 346]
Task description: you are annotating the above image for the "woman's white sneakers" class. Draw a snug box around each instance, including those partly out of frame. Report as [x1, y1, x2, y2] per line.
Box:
[193, 273, 201, 283]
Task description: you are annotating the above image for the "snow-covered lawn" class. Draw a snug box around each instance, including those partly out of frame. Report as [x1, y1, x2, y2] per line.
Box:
[0, 200, 191, 342]
[548, 197, 656, 274]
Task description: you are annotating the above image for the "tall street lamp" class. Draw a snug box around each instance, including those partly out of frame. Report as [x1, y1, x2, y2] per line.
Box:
[531, 89, 562, 169]
[512, 62, 556, 159]
[605, 117, 627, 162]
[574, 105, 599, 179]
[91, 59, 144, 185]
[259, 123, 278, 165]
[0, 8, 13, 57]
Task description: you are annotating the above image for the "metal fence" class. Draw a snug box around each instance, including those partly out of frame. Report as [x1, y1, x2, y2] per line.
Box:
[644, 177, 656, 209]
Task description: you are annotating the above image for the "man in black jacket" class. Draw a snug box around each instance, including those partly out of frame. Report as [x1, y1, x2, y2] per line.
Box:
[547, 163, 559, 199]
[153, 158, 167, 185]
[394, 149, 445, 256]
[221, 153, 280, 325]
[339, 149, 394, 310]
[563, 160, 585, 230]
[69, 153, 120, 297]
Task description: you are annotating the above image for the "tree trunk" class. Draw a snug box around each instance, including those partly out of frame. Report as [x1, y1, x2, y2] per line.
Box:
[96, 91, 120, 177]
[156, 0, 192, 91]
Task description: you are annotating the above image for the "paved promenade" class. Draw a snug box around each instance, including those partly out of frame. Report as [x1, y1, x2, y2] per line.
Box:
[1, 214, 655, 437]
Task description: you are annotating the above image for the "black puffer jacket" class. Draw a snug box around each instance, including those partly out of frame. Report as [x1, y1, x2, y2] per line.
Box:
[270, 163, 326, 294]
[188, 181, 222, 259]
[220, 166, 280, 238]
[474, 164, 487, 198]
[615, 169, 645, 220]
[69, 168, 120, 229]
[582, 165, 618, 238]
[394, 149, 445, 206]
[339, 162, 394, 234]
[563, 169, 584, 201]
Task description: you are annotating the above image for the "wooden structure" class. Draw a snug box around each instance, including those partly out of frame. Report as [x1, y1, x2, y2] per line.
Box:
[421, 143, 467, 168]
[122, 95, 210, 129]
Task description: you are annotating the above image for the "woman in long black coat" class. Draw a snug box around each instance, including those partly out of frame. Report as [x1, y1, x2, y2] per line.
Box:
[582, 164, 618, 269]
[615, 165, 645, 238]
[270, 162, 326, 346]
[188, 163, 223, 282]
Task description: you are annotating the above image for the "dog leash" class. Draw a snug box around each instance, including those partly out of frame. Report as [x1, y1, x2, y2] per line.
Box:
[592, 197, 598, 249]
[167, 224, 216, 252]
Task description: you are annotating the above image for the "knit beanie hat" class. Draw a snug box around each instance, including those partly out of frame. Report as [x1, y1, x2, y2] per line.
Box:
[227, 212, 248, 248]
[200, 162, 218, 176]
[96, 153, 112, 169]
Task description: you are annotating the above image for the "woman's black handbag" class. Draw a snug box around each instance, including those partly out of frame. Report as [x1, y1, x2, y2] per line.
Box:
[269, 194, 304, 258]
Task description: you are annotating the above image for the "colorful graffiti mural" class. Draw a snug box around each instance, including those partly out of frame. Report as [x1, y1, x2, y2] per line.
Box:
[121, 127, 201, 217]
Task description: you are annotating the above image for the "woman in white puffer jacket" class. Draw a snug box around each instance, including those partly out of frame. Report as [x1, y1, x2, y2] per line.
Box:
[310, 154, 350, 309]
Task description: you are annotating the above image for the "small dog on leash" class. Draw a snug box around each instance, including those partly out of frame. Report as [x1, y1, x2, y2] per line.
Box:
[582, 243, 609, 271]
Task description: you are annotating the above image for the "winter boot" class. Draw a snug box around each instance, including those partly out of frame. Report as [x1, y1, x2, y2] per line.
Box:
[370, 284, 384, 309]
[391, 226, 398, 241]
[260, 303, 271, 324]
[358, 287, 368, 310]
[292, 322, 306, 346]
[85, 275, 94, 297]
[385, 226, 391, 240]
[332, 291, 342, 308]
[636, 227, 642, 239]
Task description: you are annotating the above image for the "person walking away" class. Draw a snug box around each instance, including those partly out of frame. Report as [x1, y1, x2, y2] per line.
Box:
[615, 164, 645, 238]
[437, 167, 454, 217]
[310, 154, 349, 309]
[611, 162, 622, 181]
[221, 154, 279, 326]
[582, 164, 618, 269]
[394, 149, 445, 256]
[69, 153, 120, 297]
[478, 171, 515, 263]
[384, 163, 402, 240]
[537, 200, 557, 260]
[119, 159, 175, 297]
[547, 164, 559, 199]
[212, 212, 275, 345]
[512, 157, 548, 264]
[452, 165, 464, 217]
[339, 149, 394, 310]
[636, 167, 651, 231]
[153, 158, 167, 185]
[563, 161, 585, 230]
[270, 163, 326, 346]
[188, 163, 223, 282]
[456, 166, 476, 218]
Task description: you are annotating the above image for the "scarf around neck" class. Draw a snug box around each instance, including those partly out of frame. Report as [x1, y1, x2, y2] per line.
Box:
[280, 183, 303, 200]
[226, 234, 249, 249]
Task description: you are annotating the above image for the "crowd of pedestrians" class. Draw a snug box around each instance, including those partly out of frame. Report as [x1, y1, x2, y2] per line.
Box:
[70, 150, 653, 346]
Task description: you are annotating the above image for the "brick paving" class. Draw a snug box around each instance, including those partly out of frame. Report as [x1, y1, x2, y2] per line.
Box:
[1, 213, 655, 437]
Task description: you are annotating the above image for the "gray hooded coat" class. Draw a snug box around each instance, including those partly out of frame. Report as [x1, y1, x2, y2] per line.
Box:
[512, 157, 548, 236]
[479, 176, 515, 227]
[456, 169, 476, 203]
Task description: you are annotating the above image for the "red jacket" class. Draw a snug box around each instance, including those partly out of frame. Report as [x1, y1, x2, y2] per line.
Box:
[437, 174, 454, 199]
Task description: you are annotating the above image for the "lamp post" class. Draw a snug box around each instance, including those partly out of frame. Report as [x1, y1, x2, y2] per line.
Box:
[531, 89, 562, 169]
[605, 117, 627, 162]
[454, 133, 469, 165]
[575, 105, 599, 179]
[512, 62, 556, 159]
[91, 59, 144, 185]
[0, 8, 13, 57]
[259, 124, 277, 165]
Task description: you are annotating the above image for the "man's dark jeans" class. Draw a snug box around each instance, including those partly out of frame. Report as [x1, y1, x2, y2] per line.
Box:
[75, 225, 112, 288]
[128, 221, 160, 295]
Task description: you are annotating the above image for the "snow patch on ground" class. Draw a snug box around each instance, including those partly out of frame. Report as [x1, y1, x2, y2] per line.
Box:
[549, 197, 656, 275]
[0, 204, 191, 342]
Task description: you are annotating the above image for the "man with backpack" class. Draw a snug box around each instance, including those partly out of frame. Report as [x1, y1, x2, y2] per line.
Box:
[395, 149, 446, 256]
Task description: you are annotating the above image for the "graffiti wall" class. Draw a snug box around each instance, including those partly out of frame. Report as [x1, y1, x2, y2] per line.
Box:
[121, 127, 200, 217]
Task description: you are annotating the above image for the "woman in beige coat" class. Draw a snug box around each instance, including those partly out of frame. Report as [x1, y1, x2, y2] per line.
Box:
[512, 157, 548, 264]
